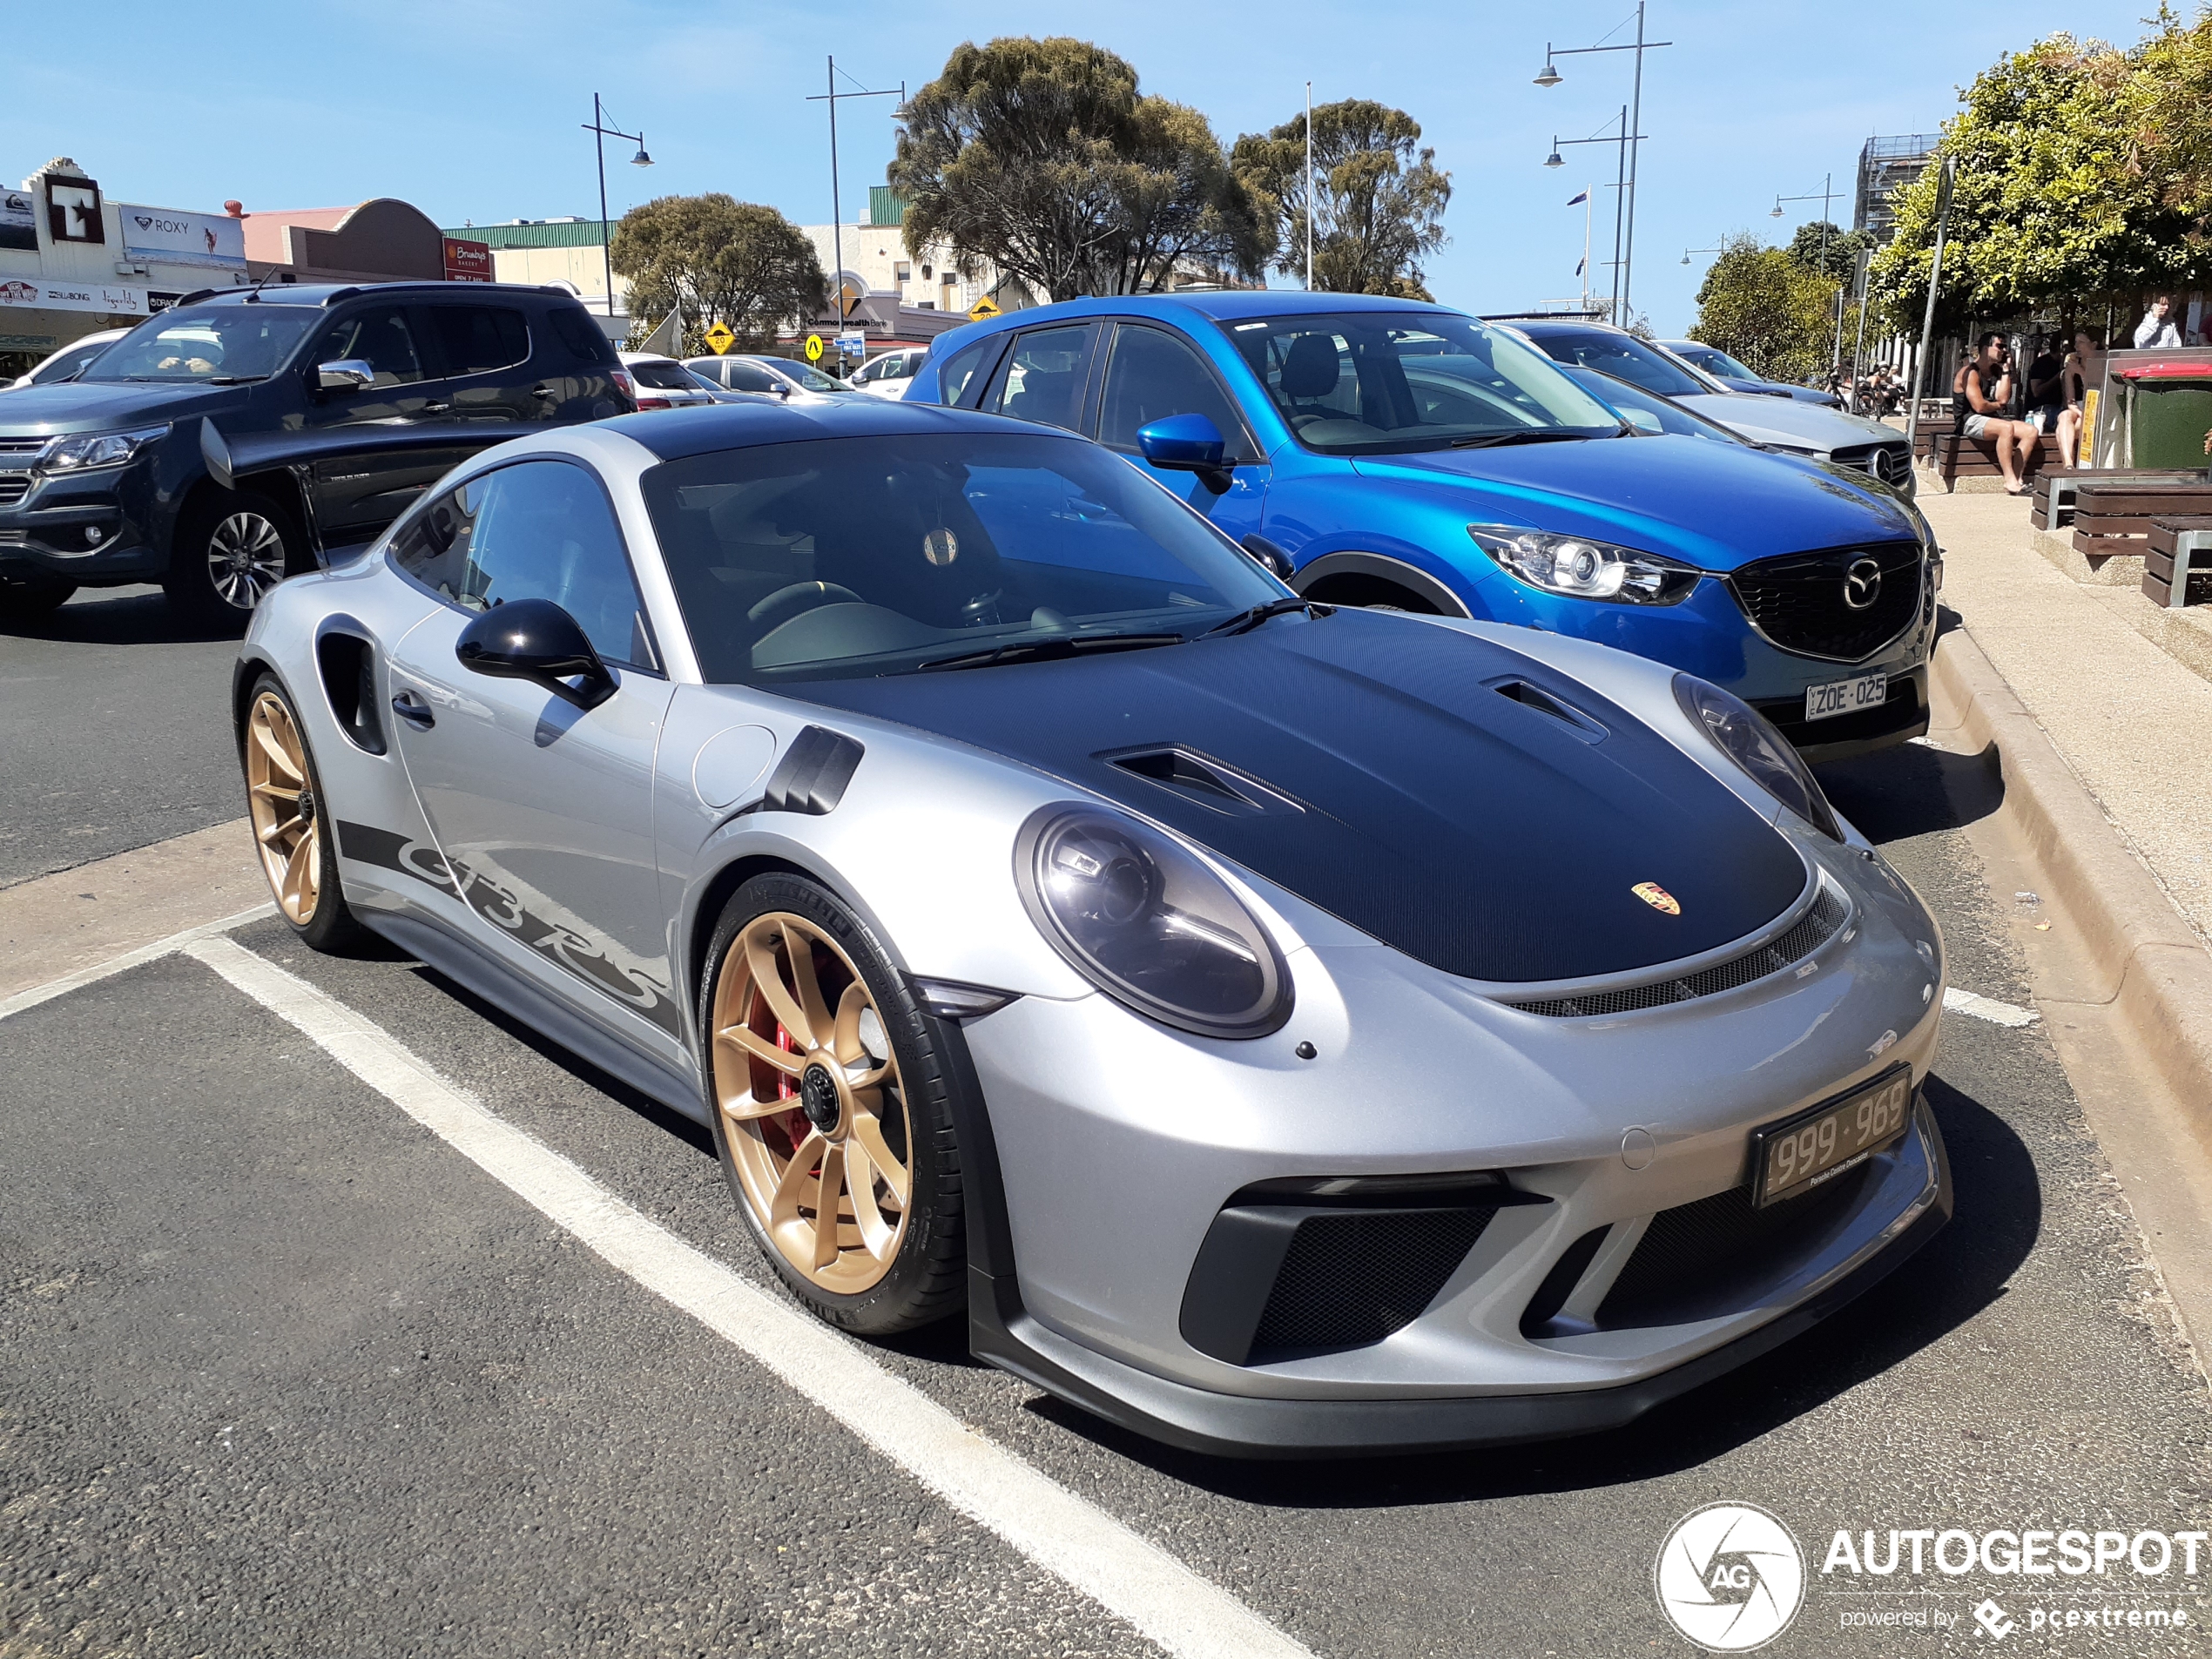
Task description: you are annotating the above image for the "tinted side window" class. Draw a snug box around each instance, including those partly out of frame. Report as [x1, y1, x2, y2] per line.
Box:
[988, 326, 1092, 429]
[458, 462, 655, 668]
[425, 306, 529, 375]
[312, 306, 427, 386]
[389, 484, 480, 597]
[1097, 326, 1248, 459]
[935, 340, 992, 406]
[725, 361, 779, 393]
[548, 304, 616, 365]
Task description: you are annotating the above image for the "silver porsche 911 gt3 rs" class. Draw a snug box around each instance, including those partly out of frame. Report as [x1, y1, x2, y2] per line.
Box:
[233, 398, 1951, 1458]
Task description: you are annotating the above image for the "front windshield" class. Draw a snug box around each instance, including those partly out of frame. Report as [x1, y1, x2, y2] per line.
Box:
[1523, 329, 1713, 400]
[1683, 344, 1760, 381]
[81, 305, 320, 384]
[771, 359, 844, 392]
[1557, 365, 1747, 444]
[642, 432, 1284, 684]
[1223, 311, 1621, 455]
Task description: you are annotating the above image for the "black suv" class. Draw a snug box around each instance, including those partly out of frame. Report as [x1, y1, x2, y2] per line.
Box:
[0, 282, 631, 624]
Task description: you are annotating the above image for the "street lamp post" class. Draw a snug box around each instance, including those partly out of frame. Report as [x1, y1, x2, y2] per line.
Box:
[1771, 174, 1845, 374]
[582, 94, 652, 320]
[806, 59, 905, 345]
[1535, 3, 1671, 328]
[1546, 108, 1636, 325]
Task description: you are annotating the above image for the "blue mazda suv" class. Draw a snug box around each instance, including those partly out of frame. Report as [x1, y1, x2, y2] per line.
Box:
[905, 293, 1939, 760]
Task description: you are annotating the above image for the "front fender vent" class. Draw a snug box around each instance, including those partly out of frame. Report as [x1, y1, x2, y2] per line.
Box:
[1506, 885, 1848, 1018]
[756, 725, 863, 815]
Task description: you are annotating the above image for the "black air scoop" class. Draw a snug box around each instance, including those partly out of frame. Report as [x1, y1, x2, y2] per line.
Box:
[803, 611, 1807, 983]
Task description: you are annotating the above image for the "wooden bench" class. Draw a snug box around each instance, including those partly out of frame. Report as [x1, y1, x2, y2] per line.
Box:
[2143, 516, 2212, 609]
[2070, 482, 2212, 563]
[2032, 468, 2201, 530]
[1915, 428, 2050, 492]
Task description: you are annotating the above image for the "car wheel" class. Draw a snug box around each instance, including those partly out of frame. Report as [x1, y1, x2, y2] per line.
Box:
[0, 574, 76, 621]
[167, 490, 300, 625]
[242, 675, 361, 952]
[701, 873, 965, 1335]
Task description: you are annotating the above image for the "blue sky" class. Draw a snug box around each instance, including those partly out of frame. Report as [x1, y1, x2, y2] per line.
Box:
[9, 0, 2161, 333]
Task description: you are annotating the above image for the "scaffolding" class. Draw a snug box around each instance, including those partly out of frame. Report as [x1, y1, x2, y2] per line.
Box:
[1855, 133, 1940, 243]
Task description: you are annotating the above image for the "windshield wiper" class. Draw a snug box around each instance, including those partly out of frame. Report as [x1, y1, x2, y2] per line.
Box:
[1447, 428, 1604, 449]
[918, 631, 1189, 672]
[204, 374, 267, 385]
[1199, 597, 1332, 638]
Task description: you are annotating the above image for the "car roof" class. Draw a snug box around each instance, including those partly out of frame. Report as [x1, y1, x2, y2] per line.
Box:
[1495, 316, 1625, 338]
[182, 280, 577, 309]
[604, 395, 1066, 462]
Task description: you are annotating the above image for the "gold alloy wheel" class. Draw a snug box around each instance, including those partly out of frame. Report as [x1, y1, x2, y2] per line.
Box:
[246, 691, 320, 925]
[710, 913, 912, 1293]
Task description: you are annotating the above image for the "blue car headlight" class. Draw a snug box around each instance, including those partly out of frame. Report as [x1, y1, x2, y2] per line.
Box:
[1015, 806, 1291, 1039]
[41, 423, 170, 472]
[1673, 673, 1844, 840]
[1467, 523, 1699, 604]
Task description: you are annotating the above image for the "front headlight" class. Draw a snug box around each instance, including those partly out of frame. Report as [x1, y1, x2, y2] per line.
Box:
[41, 423, 170, 471]
[1467, 524, 1699, 604]
[1673, 673, 1843, 840]
[1015, 806, 1291, 1039]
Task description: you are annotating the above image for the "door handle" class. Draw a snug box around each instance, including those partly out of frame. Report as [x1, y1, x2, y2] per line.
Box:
[530, 383, 556, 400]
[390, 690, 435, 729]
[419, 401, 451, 415]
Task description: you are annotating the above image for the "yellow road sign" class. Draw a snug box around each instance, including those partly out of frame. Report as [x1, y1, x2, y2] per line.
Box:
[704, 321, 736, 355]
[968, 297, 1001, 321]
[804, 334, 825, 362]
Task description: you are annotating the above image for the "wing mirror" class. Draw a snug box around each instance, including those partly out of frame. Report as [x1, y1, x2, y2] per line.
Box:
[455, 597, 616, 709]
[317, 359, 376, 392]
[1238, 534, 1296, 582]
[1137, 413, 1234, 495]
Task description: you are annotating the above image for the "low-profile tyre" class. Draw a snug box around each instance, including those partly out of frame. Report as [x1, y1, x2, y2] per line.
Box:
[700, 873, 965, 1335]
[0, 574, 76, 622]
[242, 674, 361, 953]
[166, 489, 300, 627]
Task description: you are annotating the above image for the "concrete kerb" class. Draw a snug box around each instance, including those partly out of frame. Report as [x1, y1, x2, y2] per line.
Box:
[1929, 627, 2212, 1113]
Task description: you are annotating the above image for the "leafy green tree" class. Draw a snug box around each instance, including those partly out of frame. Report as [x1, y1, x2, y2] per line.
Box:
[1689, 233, 1844, 382]
[1230, 99, 1451, 297]
[890, 37, 1269, 302]
[1786, 221, 1874, 283]
[610, 195, 827, 356]
[1868, 24, 2212, 330]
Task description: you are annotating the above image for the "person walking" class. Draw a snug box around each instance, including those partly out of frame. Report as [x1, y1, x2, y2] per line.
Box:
[2058, 328, 2101, 469]
[2134, 293, 2182, 349]
[1953, 331, 2041, 495]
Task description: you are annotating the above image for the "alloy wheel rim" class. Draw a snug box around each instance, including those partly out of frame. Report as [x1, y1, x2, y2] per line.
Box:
[207, 511, 286, 610]
[710, 913, 912, 1292]
[245, 691, 320, 925]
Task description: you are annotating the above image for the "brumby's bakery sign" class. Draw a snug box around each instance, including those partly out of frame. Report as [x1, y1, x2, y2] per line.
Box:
[0, 278, 148, 315]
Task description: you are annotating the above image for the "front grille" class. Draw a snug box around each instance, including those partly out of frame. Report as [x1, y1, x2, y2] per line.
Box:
[1828, 442, 1912, 489]
[0, 479, 27, 507]
[1595, 1163, 1875, 1329]
[1248, 1207, 1496, 1355]
[1728, 542, 1924, 660]
[1507, 886, 1847, 1018]
[0, 438, 46, 461]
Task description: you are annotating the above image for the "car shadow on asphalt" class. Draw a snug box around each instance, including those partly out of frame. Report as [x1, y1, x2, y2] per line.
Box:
[1022, 1072, 2040, 1507]
[1817, 737, 2003, 842]
[3, 585, 244, 644]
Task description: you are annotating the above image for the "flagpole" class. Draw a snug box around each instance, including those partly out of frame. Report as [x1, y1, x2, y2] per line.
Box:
[1582, 187, 1591, 312]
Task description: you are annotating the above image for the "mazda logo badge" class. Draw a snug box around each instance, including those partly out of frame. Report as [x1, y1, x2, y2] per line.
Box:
[1842, 556, 1883, 610]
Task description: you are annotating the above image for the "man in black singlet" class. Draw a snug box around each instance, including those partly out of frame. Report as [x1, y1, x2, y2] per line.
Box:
[1953, 331, 2041, 495]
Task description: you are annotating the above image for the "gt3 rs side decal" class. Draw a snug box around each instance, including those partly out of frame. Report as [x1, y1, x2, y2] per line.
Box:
[334, 819, 683, 1036]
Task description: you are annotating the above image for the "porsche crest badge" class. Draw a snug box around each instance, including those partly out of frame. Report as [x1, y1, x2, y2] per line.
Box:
[1632, 882, 1681, 916]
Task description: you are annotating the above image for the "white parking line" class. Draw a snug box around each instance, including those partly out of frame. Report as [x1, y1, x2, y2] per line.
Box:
[1943, 986, 2040, 1028]
[0, 902, 276, 1022]
[179, 935, 1312, 1659]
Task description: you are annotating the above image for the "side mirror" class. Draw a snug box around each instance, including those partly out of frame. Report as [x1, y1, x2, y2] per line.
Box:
[1238, 534, 1297, 582]
[1136, 413, 1234, 496]
[317, 359, 376, 392]
[455, 597, 616, 709]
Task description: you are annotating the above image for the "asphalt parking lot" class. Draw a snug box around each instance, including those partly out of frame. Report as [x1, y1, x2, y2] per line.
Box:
[5, 596, 2209, 1656]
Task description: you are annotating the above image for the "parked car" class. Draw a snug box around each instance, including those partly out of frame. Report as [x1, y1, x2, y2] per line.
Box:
[907, 293, 1939, 759]
[1501, 318, 1912, 494]
[618, 352, 718, 410]
[687, 354, 859, 399]
[0, 283, 631, 624]
[234, 395, 1950, 1456]
[1661, 340, 1844, 408]
[847, 346, 929, 399]
[5, 327, 131, 391]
